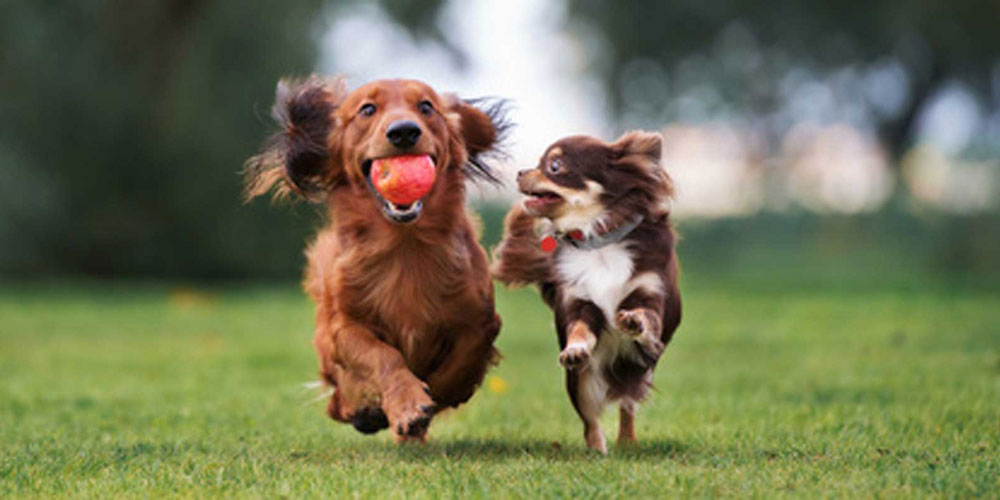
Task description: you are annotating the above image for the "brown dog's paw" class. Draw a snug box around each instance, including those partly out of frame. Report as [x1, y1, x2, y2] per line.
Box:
[392, 402, 435, 439]
[616, 309, 647, 338]
[394, 410, 433, 441]
[586, 427, 608, 455]
[351, 406, 389, 434]
[636, 335, 665, 363]
[559, 343, 591, 371]
[384, 379, 437, 440]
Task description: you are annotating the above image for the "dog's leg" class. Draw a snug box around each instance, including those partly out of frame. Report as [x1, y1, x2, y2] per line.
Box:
[557, 301, 608, 452]
[615, 308, 664, 363]
[567, 368, 608, 454]
[331, 321, 436, 440]
[559, 320, 597, 370]
[617, 399, 638, 446]
[316, 319, 391, 432]
[558, 299, 605, 369]
[424, 312, 501, 408]
[616, 286, 668, 364]
[558, 302, 607, 452]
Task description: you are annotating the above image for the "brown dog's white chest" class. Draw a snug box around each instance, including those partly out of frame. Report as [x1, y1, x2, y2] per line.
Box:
[555, 242, 637, 324]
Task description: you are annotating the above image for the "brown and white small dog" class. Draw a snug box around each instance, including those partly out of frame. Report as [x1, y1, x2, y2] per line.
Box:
[492, 131, 681, 453]
[246, 77, 507, 442]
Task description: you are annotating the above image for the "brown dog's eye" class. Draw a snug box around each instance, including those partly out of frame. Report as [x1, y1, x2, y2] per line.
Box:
[417, 100, 434, 116]
[359, 103, 376, 117]
[547, 158, 563, 175]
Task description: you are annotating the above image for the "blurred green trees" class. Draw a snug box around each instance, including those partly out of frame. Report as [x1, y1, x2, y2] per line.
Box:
[1, 0, 329, 279]
[563, 0, 1000, 163]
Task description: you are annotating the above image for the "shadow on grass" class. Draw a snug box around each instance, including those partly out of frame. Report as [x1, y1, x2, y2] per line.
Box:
[288, 437, 692, 463]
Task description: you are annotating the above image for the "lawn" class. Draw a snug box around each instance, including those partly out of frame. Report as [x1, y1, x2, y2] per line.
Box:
[0, 276, 997, 497]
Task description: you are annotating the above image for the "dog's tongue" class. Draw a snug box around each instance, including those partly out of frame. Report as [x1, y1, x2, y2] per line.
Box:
[371, 155, 436, 205]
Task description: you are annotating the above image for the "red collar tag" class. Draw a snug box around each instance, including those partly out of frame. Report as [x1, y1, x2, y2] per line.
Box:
[539, 229, 585, 253]
[540, 235, 558, 253]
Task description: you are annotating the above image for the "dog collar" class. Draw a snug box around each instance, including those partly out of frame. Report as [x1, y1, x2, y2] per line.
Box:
[539, 214, 644, 252]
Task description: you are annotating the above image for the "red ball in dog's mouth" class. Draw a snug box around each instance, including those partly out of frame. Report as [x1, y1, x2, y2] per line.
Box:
[371, 155, 436, 206]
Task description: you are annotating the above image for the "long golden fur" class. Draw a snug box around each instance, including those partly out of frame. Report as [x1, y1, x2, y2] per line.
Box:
[246, 77, 508, 441]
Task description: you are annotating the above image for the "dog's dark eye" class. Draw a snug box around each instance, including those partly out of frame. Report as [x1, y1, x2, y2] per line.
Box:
[547, 158, 563, 175]
[418, 100, 434, 115]
[359, 103, 376, 117]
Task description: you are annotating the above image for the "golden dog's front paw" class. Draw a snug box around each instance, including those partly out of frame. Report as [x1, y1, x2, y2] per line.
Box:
[559, 343, 591, 371]
[384, 378, 437, 441]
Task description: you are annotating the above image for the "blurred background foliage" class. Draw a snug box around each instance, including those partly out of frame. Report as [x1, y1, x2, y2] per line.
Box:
[0, 0, 997, 283]
[564, 0, 1000, 164]
[1, 0, 332, 279]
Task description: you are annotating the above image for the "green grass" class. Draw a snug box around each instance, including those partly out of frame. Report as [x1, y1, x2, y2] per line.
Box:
[1, 277, 997, 497]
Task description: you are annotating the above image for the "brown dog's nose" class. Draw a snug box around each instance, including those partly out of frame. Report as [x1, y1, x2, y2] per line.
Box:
[517, 169, 531, 180]
[386, 120, 422, 149]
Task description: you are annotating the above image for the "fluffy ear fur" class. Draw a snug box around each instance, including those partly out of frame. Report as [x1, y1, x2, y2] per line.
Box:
[244, 76, 347, 202]
[614, 130, 662, 163]
[609, 130, 674, 217]
[445, 96, 511, 184]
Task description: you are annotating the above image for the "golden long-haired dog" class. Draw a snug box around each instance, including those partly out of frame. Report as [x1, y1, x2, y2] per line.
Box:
[492, 132, 681, 453]
[246, 77, 508, 442]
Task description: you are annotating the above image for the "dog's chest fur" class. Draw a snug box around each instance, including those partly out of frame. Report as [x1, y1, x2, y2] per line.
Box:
[555, 240, 652, 372]
[555, 242, 634, 329]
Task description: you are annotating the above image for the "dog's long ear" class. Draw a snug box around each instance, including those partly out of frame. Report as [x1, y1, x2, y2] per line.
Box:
[445, 96, 511, 184]
[244, 76, 347, 202]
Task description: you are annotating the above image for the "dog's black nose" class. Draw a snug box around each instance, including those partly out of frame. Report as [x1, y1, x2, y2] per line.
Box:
[386, 120, 422, 149]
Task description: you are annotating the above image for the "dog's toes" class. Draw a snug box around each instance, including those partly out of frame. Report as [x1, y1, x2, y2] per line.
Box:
[406, 413, 432, 437]
[393, 406, 433, 438]
[559, 343, 591, 371]
[386, 384, 436, 440]
[616, 310, 645, 337]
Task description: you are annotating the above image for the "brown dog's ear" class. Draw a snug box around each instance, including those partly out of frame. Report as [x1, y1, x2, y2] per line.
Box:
[612, 129, 674, 208]
[445, 96, 511, 184]
[244, 76, 347, 201]
[613, 130, 663, 162]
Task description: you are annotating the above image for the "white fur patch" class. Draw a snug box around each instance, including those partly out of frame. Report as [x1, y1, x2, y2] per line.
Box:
[556, 241, 634, 323]
[556, 243, 660, 324]
[628, 271, 664, 296]
[566, 339, 594, 353]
